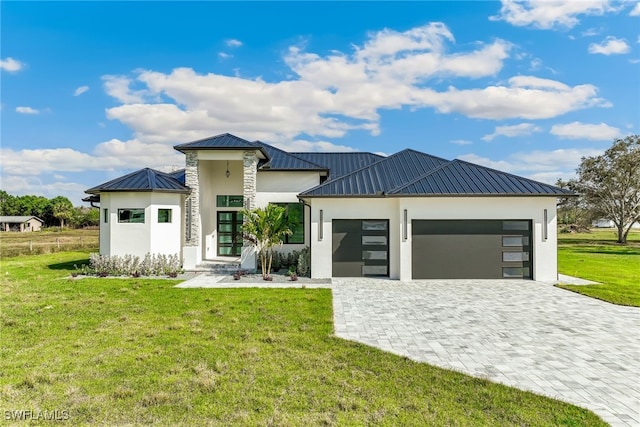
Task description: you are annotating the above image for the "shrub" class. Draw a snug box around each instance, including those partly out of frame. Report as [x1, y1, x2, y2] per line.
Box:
[297, 246, 310, 277]
[87, 253, 182, 277]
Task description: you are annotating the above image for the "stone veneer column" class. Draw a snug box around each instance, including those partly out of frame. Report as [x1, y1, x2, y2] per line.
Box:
[242, 151, 257, 210]
[185, 151, 200, 246]
[241, 150, 258, 270]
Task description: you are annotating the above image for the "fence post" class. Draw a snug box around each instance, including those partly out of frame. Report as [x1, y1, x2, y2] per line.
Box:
[56, 238, 60, 249]
[29, 240, 33, 252]
[80, 237, 83, 247]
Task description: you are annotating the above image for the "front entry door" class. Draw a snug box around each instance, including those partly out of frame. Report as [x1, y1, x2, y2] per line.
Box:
[217, 211, 243, 256]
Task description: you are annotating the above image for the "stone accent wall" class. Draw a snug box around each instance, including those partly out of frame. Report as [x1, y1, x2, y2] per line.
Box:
[242, 151, 258, 211]
[185, 151, 199, 246]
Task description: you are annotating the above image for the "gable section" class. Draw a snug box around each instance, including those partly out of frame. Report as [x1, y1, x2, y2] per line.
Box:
[174, 133, 260, 151]
[389, 160, 574, 196]
[299, 149, 449, 197]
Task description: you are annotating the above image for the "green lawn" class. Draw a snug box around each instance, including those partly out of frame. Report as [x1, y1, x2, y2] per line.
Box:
[0, 252, 605, 426]
[557, 229, 640, 306]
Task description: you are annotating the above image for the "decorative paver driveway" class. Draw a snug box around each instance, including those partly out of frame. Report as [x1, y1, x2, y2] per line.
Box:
[332, 279, 640, 427]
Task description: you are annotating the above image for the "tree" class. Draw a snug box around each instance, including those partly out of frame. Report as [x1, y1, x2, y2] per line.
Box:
[50, 196, 74, 229]
[240, 204, 293, 279]
[568, 135, 640, 243]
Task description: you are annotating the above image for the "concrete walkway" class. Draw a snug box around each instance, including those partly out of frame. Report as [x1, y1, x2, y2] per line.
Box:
[331, 278, 640, 427]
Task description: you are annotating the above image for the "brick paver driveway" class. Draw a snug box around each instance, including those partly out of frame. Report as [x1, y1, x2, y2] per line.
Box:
[332, 279, 640, 427]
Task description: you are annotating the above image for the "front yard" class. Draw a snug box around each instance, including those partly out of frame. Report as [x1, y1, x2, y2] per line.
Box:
[0, 251, 605, 426]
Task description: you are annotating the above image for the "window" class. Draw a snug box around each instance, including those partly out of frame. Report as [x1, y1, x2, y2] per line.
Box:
[118, 208, 145, 223]
[103, 208, 108, 223]
[273, 203, 304, 244]
[158, 208, 172, 223]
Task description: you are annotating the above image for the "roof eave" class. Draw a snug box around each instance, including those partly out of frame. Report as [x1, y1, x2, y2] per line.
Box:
[85, 188, 191, 195]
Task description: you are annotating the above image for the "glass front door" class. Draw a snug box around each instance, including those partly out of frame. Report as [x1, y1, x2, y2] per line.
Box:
[217, 211, 243, 256]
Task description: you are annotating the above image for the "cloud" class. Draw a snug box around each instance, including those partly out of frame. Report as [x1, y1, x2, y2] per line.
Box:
[98, 23, 607, 152]
[102, 75, 148, 103]
[0, 57, 24, 72]
[272, 139, 356, 152]
[588, 36, 631, 55]
[74, 85, 89, 96]
[225, 39, 243, 48]
[16, 106, 39, 114]
[450, 139, 473, 145]
[490, 0, 618, 29]
[581, 27, 603, 37]
[550, 121, 620, 140]
[0, 174, 89, 206]
[218, 52, 233, 59]
[630, 2, 640, 16]
[481, 123, 542, 141]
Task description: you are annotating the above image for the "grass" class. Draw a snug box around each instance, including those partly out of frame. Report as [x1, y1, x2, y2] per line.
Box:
[0, 251, 606, 426]
[557, 228, 640, 307]
[0, 228, 98, 258]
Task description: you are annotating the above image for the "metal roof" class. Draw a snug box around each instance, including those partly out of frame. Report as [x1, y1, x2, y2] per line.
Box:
[388, 160, 575, 196]
[167, 168, 186, 184]
[300, 151, 574, 198]
[173, 133, 269, 159]
[0, 216, 44, 223]
[299, 149, 449, 196]
[86, 168, 190, 194]
[291, 152, 384, 180]
[252, 141, 327, 171]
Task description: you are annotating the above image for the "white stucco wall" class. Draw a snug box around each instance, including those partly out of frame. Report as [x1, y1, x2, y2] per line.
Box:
[98, 192, 184, 259]
[308, 196, 559, 282]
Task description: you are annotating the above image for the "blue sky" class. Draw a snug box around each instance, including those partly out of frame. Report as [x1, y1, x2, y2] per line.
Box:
[2, 1, 639, 205]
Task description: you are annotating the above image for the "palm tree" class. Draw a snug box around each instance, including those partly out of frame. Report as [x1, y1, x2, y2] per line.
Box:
[240, 204, 293, 279]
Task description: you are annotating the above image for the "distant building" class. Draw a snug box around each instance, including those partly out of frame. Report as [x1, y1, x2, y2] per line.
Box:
[0, 216, 44, 232]
[592, 218, 640, 229]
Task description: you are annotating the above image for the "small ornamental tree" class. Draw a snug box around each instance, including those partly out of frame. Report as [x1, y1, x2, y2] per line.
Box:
[240, 205, 293, 279]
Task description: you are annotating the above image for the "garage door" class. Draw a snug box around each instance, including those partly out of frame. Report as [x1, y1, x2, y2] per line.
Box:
[333, 220, 389, 277]
[412, 220, 532, 279]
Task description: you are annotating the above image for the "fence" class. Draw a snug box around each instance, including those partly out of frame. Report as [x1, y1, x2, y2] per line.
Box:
[1, 237, 99, 258]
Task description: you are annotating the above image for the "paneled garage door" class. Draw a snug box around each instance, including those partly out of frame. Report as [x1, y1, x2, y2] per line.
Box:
[333, 219, 389, 277]
[412, 220, 532, 279]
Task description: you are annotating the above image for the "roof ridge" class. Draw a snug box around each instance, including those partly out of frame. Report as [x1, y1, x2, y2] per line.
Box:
[387, 161, 454, 194]
[291, 151, 384, 157]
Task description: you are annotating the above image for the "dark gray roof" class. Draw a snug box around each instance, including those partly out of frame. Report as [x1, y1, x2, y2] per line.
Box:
[86, 168, 190, 194]
[252, 141, 327, 171]
[167, 169, 186, 184]
[299, 149, 449, 197]
[174, 133, 268, 158]
[388, 160, 575, 196]
[300, 150, 574, 197]
[291, 152, 384, 180]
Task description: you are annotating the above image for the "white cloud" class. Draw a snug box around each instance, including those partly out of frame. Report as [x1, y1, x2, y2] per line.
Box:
[74, 85, 89, 96]
[588, 36, 631, 55]
[218, 52, 232, 59]
[0, 57, 24, 72]
[272, 139, 356, 152]
[0, 174, 89, 206]
[225, 39, 243, 48]
[550, 121, 620, 140]
[581, 27, 603, 37]
[16, 106, 39, 114]
[102, 75, 147, 103]
[482, 123, 542, 141]
[491, 0, 618, 29]
[450, 139, 473, 145]
[630, 2, 640, 16]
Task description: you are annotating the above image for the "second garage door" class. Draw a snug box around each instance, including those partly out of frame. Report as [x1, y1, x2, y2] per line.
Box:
[412, 220, 532, 280]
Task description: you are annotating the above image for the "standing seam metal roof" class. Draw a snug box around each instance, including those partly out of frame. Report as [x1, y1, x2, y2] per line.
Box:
[86, 168, 190, 194]
[291, 152, 385, 180]
[252, 141, 327, 171]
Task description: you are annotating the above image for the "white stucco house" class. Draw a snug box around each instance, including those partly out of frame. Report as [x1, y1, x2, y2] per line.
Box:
[85, 133, 574, 282]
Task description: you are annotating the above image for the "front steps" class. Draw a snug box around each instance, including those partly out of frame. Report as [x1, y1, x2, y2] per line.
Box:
[192, 258, 241, 274]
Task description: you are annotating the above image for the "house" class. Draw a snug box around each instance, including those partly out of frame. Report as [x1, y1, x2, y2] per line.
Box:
[85, 133, 574, 281]
[0, 216, 44, 232]
[592, 218, 640, 229]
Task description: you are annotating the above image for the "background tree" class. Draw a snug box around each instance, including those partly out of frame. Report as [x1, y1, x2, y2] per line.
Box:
[50, 196, 74, 229]
[240, 204, 292, 279]
[567, 135, 639, 244]
[0, 191, 20, 216]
